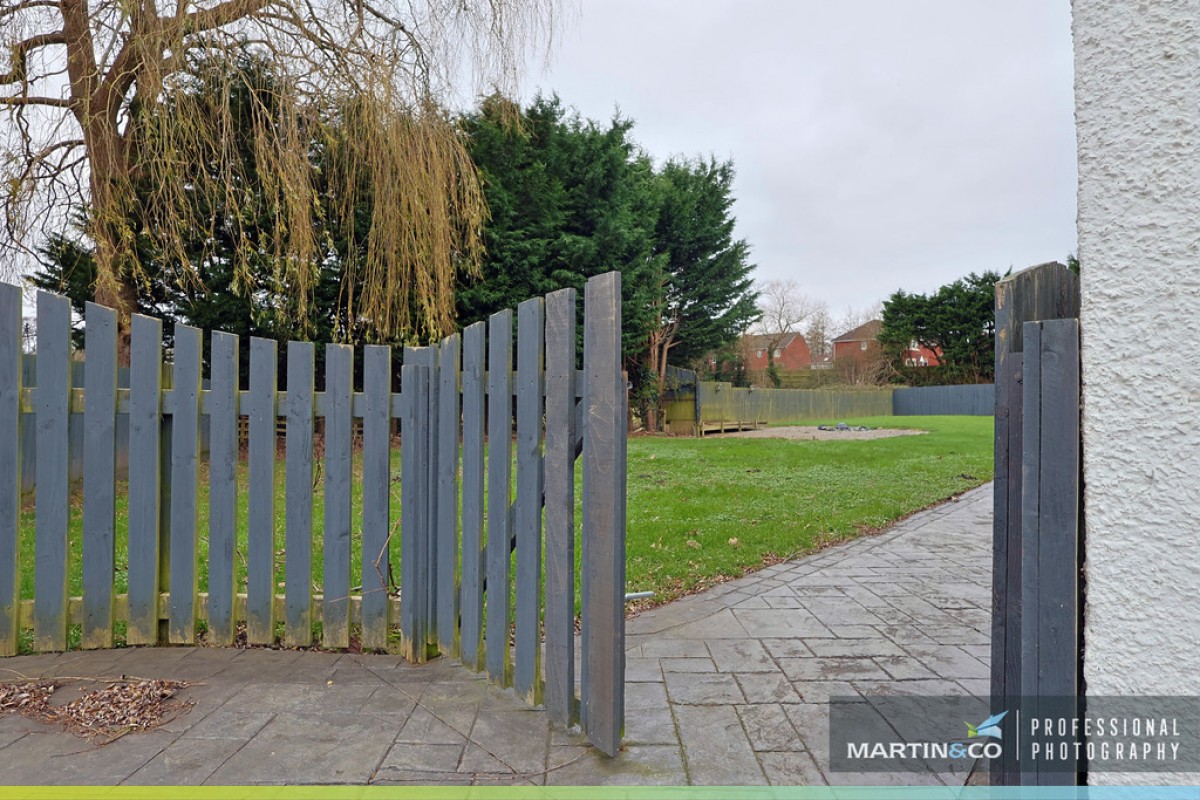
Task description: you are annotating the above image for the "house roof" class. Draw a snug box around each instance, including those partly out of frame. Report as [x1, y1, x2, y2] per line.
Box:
[741, 332, 807, 350]
[833, 319, 882, 343]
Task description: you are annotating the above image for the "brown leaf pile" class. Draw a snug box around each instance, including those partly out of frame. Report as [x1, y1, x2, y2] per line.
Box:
[0, 681, 58, 717]
[0, 679, 193, 744]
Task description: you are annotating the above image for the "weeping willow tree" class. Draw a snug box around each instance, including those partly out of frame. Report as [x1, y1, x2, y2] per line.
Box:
[1, 0, 556, 353]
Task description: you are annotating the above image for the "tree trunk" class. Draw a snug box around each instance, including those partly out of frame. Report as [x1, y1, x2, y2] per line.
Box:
[644, 336, 661, 432]
[86, 120, 137, 365]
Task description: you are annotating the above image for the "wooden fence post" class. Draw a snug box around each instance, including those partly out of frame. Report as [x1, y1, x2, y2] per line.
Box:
[400, 361, 430, 661]
[81, 302, 118, 649]
[544, 287, 578, 726]
[284, 341, 315, 647]
[361, 345, 393, 651]
[991, 261, 1080, 785]
[404, 345, 440, 656]
[0, 283, 21, 656]
[1020, 319, 1081, 786]
[168, 325, 202, 644]
[34, 291, 70, 652]
[247, 337, 278, 645]
[126, 314, 163, 646]
[515, 297, 546, 706]
[582, 271, 626, 757]
[207, 331, 239, 645]
[322, 344, 354, 649]
[436, 335, 461, 658]
[460, 322, 487, 671]
[486, 309, 513, 686]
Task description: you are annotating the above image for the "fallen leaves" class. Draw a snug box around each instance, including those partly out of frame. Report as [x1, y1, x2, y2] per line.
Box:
[0, 678, 194, 744]
[0, 681, 57, 717]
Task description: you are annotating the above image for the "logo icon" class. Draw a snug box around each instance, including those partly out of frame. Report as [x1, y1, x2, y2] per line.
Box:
[966, 711, 1008, 740]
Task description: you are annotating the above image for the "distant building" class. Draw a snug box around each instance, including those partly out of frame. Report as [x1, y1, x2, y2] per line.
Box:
[832, 320, 883, 362]
[740, 332, 812, 372]
[832, 320, 941, 367]
[902, 341, 942, 367]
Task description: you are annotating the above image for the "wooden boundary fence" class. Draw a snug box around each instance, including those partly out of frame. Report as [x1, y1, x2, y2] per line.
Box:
[0, 272, 627, 756]
[662, 381, 993, 435]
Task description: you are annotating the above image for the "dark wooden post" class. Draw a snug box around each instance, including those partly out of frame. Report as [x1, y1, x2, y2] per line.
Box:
[1020, 318, 1081, 785]
[991, 261, 1080, 785]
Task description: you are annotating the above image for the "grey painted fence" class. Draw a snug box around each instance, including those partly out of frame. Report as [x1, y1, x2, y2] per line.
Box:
[0, 273, 627, 756]
[892, 384, 993, 416]
[991, 261, 1083, 786]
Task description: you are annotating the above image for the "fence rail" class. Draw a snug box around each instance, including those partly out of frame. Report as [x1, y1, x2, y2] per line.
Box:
[0, 273, 627, 756]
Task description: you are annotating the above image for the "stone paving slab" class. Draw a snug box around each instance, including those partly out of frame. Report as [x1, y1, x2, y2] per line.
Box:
[0, 483, 993, 786]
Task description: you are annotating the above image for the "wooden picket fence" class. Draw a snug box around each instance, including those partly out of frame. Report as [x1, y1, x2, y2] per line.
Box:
[0, 272, 627, 755]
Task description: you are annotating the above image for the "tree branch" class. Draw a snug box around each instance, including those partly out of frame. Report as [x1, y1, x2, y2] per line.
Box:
[0, 0, 62, 21]
[0, 94, 72, 107]
[0, 31, 66, 85]
[182, 0, 273, 34]
[16, 138, 85, 181]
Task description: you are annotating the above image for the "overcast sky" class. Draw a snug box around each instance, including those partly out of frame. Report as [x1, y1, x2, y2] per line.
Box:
[521, 0, 1077, 317]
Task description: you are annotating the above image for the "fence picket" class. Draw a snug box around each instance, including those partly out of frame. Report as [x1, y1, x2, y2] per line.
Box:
[0, 283, 21, 656]
[400, 362, 429, 661]
[515, 298, 545, 704]
[168, 325, 202, 644]
[437, 335, 461, 657]
[81, 303, 118, 649]
[361, 345, 392, 650]
[207, 331, 239, 645]
[460, 322, 486, 670]
[34, 291, 70, 651]
[581, 272, 625, 757]
[543, 287, 577, 725]
[405, 346, 439, 650]
[126, 315, 163, 645]
[247, 337, 278, 644]
[322, 344, 354, 649]
[486, 309, 513, 685]
[285, 342, 315, 647]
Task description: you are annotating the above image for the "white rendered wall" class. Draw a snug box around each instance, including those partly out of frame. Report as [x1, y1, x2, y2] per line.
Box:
[1074, 0, 1200, 784]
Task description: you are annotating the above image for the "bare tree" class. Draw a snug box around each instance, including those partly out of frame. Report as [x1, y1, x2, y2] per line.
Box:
[804, 304, 832, 360]
[752, 279, 824, 378]
[756, 280, 821, 338]
[833, 301, 884, 340]
[1, 0, 556, 355]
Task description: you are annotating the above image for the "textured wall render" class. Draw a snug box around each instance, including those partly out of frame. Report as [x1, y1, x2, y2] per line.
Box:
[1074, 0, 1200, 785]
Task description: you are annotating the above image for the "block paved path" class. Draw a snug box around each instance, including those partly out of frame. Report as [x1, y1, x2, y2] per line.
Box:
[0, 484, 992, 786]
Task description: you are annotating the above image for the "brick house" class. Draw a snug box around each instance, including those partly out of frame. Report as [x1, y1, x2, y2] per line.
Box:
[832, 320, 883, 362]
[833, 320, 941, 367]
[741, 332, 812, 371]
[902, 342, 942, 367]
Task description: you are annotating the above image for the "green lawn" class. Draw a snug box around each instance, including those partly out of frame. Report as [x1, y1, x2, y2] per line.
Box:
[624, 415, 993, 606]
[16, 415, 993, 640]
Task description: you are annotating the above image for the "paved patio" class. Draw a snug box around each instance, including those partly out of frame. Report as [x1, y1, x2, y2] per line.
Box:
[0, 483, 992, 786]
